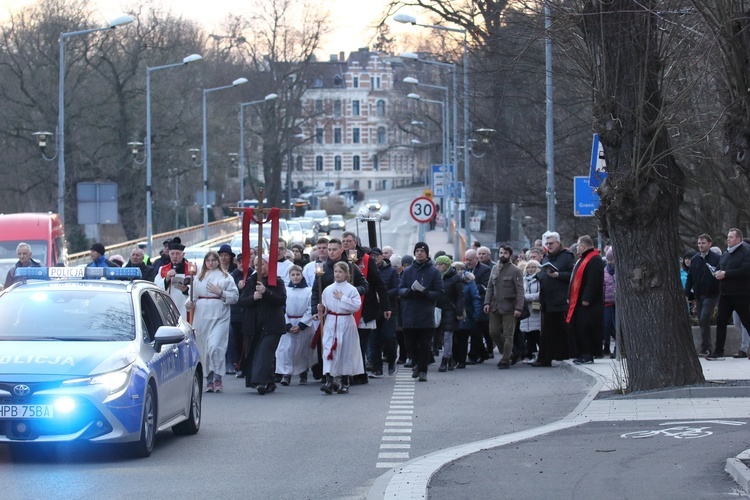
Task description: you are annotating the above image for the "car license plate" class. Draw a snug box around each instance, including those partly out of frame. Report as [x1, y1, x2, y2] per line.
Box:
[0, 404, 54, 419]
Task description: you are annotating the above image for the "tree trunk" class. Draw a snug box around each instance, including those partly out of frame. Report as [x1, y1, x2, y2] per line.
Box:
[582, 0, 703, 391]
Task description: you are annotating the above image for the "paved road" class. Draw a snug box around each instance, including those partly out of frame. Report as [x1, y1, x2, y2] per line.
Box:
[0, 361, 591, 499]
[429, 418, 750, 499]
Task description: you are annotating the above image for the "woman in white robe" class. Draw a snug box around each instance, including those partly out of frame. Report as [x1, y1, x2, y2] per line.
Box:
[314, 261, 362, 394]
[275, 266, 316, 385]
[186, 250, 239, 393]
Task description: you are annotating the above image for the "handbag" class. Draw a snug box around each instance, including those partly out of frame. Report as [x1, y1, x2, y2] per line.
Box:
[520, 302, 531, 320]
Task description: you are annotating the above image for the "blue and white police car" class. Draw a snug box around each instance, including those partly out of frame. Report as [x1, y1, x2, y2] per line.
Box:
[0, 266, 202, 457]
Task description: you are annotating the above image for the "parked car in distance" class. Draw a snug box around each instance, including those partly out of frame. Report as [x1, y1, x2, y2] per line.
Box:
[293, 218, 317, 245]
[303, 210, 328, 232]
[286, 220, 305, 246]
[321, 214, 346, 234]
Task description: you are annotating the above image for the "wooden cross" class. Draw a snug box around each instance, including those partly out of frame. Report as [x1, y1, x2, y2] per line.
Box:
[230, 187, 292, 272]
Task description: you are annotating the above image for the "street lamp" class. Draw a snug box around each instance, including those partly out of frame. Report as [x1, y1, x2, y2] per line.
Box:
[138, 53, 202, 256]
[34, 15, 134, 228]
[201, 77, 249, 240]
[127, 141, 146, 164]
[239, 93, 278, 205]
[407, 92, 450, 236]
[394, 14, 473, 246]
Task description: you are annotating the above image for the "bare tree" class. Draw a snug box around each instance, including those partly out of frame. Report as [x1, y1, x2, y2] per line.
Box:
[578, 0, 704, 390]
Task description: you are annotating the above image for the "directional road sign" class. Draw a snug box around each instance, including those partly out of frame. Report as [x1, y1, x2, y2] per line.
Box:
[574, 176, 600, 217]
[589, 133, 608, 188]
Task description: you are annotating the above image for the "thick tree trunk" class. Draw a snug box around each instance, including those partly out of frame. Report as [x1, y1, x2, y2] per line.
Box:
[582, 0, 704, 391]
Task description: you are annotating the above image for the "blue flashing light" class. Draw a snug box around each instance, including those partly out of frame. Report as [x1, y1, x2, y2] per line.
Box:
[15, 267, 142, 281]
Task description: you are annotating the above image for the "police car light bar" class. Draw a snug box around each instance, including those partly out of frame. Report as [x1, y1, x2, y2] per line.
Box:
[15, 267, 142, 280]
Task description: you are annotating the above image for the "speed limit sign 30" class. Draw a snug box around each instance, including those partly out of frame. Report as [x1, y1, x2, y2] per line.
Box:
[410, 197, 437, 223]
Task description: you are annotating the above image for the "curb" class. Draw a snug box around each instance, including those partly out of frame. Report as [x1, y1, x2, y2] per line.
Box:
[726, 449, 750, 494]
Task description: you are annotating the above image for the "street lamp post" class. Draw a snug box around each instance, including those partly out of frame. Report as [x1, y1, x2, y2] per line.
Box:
[140, 54, 202, 256]
[394, 14, 472, 247]
[201, 77, 248, 240]
[239, 93, 278, 206]
[35, 15, 134, 228]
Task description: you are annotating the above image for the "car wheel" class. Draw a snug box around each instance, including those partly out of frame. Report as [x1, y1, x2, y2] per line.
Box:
[129, 383, 156, 458]
[173, 372, 202, 435]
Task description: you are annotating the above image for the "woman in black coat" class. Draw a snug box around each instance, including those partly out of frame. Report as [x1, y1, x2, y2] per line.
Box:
[238, 255, 287, 394]
[435, 256, 465, 372]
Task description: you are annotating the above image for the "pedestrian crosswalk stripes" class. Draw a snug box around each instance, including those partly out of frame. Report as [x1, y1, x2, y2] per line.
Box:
[376, 372, 416, 468]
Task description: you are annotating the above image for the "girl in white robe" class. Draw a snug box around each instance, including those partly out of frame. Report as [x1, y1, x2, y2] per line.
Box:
[186, 250, 239, 393]
[275, 266, 316, 385]
[314, 261, 362, 394]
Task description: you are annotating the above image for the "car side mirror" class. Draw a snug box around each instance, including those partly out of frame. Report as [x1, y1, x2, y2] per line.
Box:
[154, 326, 185, 353]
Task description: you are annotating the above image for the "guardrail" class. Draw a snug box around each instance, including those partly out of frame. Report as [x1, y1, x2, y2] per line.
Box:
[67, 217, 241, 267]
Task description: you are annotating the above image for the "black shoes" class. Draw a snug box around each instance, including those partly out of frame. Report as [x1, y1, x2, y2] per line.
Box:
[705, 352, 725, 361]
[732, 350, 747, 359]
[530, 361, 551, 367]
[418, 372, 427, 382]
[280, 375, 291, 386]
[572, 357, 594, 365]
[438, 358, 448, 372]
[497, 361, 510, 370]
[388, 361, 397, 376]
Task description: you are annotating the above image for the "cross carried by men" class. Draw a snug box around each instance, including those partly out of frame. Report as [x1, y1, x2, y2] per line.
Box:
[230, 187, 292, 285]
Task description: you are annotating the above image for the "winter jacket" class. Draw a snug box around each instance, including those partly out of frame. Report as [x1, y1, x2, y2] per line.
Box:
[520, 273, 541, 332]
[437, 267, 465, 331]
[537, 249, 576, 313]
[398, 258, 444, 329]
[718, 242, 750, 296]
[458, 272, 482, 331]
[238, 271, 287, 337]
[603, 262, 616, 306]
[353, 249, 391, 323]
[379, 259, 400, 322]
[684, 251, 720, 299]
[468, 262, 491, 322]
[485, 261, 524, 315]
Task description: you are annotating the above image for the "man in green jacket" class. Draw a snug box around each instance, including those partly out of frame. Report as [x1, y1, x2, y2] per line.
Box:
[484, 244, 524, 369]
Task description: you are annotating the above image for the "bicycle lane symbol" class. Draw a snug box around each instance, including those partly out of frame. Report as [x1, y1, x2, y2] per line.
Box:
[620, 420, 746, 440]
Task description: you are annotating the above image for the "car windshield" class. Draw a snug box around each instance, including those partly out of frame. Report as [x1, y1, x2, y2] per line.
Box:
[296, 220, 313, 230]
[331, 215, 344, 221]
[0, 287, 136, 341]
[287, 221, 301, 231]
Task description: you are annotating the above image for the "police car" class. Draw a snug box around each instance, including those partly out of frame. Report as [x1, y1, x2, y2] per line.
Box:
[0, 267, 202, 457]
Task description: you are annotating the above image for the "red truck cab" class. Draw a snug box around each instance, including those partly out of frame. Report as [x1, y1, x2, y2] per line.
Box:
[0, 213, 67, 279]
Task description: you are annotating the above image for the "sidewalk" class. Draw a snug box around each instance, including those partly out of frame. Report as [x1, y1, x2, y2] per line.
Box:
[371, 226, 750, 498]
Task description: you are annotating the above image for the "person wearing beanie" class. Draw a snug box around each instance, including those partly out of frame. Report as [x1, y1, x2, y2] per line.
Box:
[87, 242, 117, 268]
[218, 243, 237, 274]
[434, 255, 465, 372]
[401, 254, 414, 267]
[399, 241, 444, 382]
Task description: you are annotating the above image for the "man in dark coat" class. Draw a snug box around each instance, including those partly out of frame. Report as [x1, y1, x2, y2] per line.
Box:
[685, 233, 720, 357]
[398, 242, 444, 382]
[465, 249, 492, 363]
[124, 247, 150, 278]
[566, 235, 605, 364]
[238, 255, 287, 394]
[370, 247, 400, 375]
[532, 231, 576, 367]
[435, 255, 465, 372]
[4, 242, 41, 288]
[707, 228, 750, 360]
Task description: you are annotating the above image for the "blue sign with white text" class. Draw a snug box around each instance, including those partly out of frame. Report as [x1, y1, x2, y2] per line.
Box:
[574, 176, 600, 217]
[589, 133, 607, 188]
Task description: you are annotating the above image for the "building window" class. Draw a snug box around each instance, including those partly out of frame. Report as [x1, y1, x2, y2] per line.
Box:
[352, 100, 360, 116]
[370, 76, 381, 89]
[315, 99, 323, 113]
[377, 126, 386, 144]
[334, 100, 342, 117]
[316, 156, 323, 171]
[353, 76, 359, 88]
[296, 155, 303, 171]
[353, 155, 360, 171]
[315, 127, 324, 144]
[376, 99, 386, 117]
[334, 128, 342, 144]
[334, 156, 342, 171]
[313, 78, 323, 88]
[370, 76, 375, 89]
[373, 154, 379, 171]
[376, 76, 381, 88]
[333, 75, 343, 87]
[352, 128, 360, 144]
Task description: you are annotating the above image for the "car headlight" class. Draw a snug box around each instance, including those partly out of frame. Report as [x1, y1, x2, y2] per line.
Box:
[63, 365, 133, 394]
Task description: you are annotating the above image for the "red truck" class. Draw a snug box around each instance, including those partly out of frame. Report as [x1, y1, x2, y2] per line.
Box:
[0, 213, 67, 279]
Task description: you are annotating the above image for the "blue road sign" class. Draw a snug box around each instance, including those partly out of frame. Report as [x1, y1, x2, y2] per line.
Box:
[432, 165, 454, 197]
[589, 133, 607, 188]
[574, 176, 600, 217]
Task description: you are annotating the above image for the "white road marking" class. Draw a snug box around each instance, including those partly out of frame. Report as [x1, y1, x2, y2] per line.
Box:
[376, 374, 416, 468]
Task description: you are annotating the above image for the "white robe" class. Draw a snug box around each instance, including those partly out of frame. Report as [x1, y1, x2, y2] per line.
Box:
[275, 284, 316, 375]
[303, 260, 322, 290]
[276, 259, 293, 284]
[154, 265, 190, 319]
[190, 269, 239, 377]
[321, 280, 363, 376]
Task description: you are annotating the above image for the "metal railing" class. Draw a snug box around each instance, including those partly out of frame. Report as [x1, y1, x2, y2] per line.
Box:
[67, 217, 241, 267]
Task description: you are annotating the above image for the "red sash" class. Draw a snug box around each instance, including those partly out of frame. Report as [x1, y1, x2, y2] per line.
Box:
[566, 249, 599, 324]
